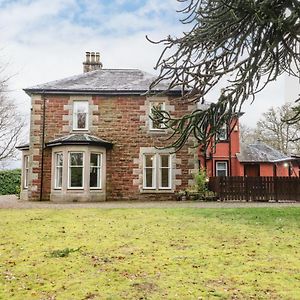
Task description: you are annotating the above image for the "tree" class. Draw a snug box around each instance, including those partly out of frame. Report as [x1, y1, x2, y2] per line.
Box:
[148, 0, 300, 151]
[255, 103, 300, 154]
[0, 67, 24, 164]
[239, 123, 257, 144]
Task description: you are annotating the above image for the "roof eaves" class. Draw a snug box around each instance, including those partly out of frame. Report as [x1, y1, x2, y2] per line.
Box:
[16, 144, 30, 151]
[23, 88, 182, 96]
[45, 140, 113, 149]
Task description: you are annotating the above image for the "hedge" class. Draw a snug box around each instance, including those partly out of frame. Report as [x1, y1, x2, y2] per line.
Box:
[0, 169, 21, 195]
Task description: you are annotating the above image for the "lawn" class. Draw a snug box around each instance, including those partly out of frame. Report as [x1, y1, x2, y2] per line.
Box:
[0, 208, 299, 299]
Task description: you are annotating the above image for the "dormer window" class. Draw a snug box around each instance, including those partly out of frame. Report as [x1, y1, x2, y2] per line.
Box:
[73, 101, 88, 130]
[149, 102, 166, 130]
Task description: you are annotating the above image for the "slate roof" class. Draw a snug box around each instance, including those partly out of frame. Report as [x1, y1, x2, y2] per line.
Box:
[237, 141, 293, 163]
[45, 134, 113, 149]
[24, 69, 180, 95]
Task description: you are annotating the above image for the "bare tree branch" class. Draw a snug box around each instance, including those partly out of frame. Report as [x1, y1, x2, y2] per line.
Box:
[0, 67, 24, 162]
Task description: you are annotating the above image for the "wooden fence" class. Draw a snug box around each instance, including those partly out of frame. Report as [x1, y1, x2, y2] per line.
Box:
[209, 176, 300, 202]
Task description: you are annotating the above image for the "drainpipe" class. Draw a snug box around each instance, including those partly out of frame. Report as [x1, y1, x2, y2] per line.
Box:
[228, 123, 232, 176]
[228, 118, 238, 177]
[40, 91, 46, 201]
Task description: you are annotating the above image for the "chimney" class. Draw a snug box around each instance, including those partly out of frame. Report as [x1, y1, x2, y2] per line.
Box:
[83, 51, 103, 73]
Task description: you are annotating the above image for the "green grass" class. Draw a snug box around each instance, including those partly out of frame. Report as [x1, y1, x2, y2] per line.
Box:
[0, 208, 300, 299]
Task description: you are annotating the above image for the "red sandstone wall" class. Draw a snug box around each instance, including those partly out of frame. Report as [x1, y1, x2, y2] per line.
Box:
[30, 94, 195, 201]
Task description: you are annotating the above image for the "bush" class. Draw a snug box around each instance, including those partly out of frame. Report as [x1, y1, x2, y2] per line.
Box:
[0, 169, 21, 195]
[194, 168, 208, 195]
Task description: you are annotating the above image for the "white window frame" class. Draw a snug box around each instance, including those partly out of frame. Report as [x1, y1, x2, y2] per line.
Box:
[90, 153, 102, 190]
[54, 152, 63, 189]
[23, 155, 29, 189]
[68, 152, 84, 189]
[159, 154, 172, 189]
[143, 153, 172, 190]
[73, 100, 89, 131]
[149, 102, 166, 131]
[216, 161, 228, 177]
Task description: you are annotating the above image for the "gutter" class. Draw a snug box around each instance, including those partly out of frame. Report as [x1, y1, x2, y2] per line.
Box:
[23, 89, 182, 97]
[271, 157, 295, 163]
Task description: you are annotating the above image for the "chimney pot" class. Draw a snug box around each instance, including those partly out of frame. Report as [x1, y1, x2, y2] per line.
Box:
[83, 51, 103, 73]
[91, 52, 95, 63]
[96, 52, 100, 63]
[85, 52, 90, 63]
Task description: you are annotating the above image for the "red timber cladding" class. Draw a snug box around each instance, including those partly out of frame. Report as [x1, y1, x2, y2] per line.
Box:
[200, 117, 243, 177]
[259, 163, 289, 177]
[30, 94, 195, 201]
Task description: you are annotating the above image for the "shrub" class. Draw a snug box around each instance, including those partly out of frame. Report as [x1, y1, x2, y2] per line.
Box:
[0, 169, 21, 195]
[194, 168, 208, 195]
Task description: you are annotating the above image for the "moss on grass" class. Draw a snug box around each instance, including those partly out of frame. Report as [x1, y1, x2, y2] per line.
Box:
[0, 208, 299, 299]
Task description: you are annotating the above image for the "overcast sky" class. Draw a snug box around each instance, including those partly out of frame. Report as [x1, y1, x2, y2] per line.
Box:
[0, 0, 298, 166]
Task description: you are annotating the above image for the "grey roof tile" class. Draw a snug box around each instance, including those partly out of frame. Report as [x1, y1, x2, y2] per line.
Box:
[237, 141, 292, 163]
[24, 69, 180, 95]
[45, 134, 113, 148]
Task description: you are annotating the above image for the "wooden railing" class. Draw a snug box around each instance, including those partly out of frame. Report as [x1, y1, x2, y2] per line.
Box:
[209, 176, 300, 202]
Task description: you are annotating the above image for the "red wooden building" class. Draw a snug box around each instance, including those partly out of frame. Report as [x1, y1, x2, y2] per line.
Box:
[199, 117, 299, 178]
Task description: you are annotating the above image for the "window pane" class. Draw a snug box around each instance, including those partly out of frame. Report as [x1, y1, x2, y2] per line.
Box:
[55, 153, 63, 188]
[145, 155, 154, 167]
[24, 155, 29, 168]
[161, 168, 169, 187]
[216, 162, 227, 177]
[145, 169, 154, 187]
[73, 101, 88, 129]
[217, 162, 227, 170]
[56, 168, 62, 188]
[150, 102, 165, 129]
[75, 101, 88, 113]
[77, 113, 87, 129]
[70, 153, 83, 166]
[70, 167, 83, 187]
[90, 153, 99, 166]
[90, 153, 101, 188]
[56, 153, 63, 166]
[217, 125, 227, 140]
[217, 170, 227, 177]
[160, 155, 169, 168]
[90, 167, 99, 188]
[24, 156, 29, 189]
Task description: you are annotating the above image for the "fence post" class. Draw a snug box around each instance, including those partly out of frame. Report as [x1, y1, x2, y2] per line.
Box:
[274, 177, 278, 202]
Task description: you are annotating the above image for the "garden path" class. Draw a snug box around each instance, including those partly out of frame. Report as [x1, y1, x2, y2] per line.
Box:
[1, 195, 300, 209]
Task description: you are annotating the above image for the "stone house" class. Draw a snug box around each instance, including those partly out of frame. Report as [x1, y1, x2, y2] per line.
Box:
[17, 52, 198, 202]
